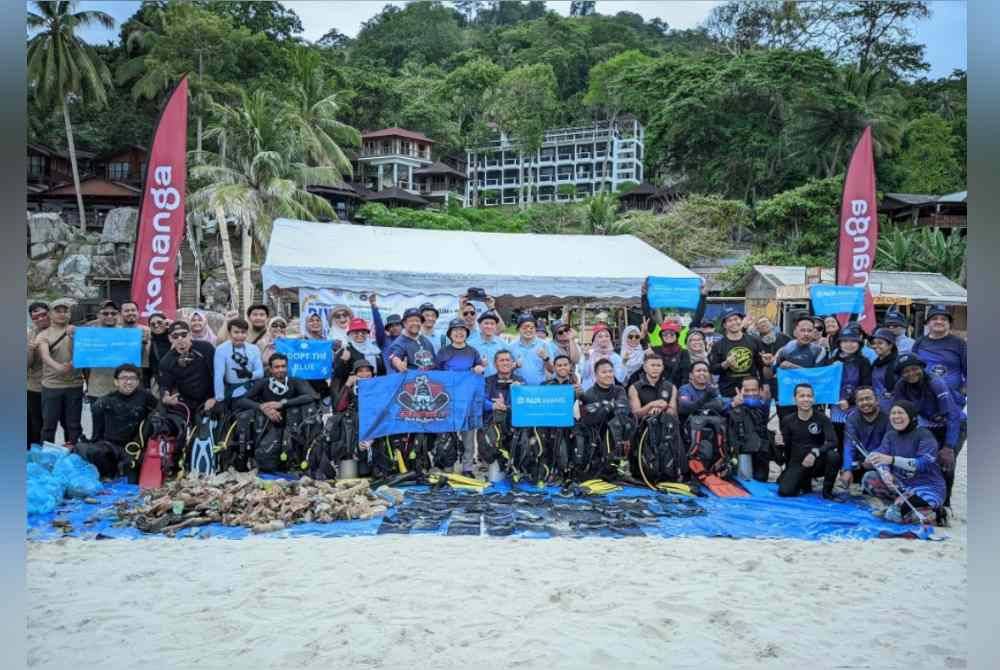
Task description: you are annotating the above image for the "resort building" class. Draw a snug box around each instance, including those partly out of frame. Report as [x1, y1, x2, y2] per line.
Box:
[464, 117, 645, 207]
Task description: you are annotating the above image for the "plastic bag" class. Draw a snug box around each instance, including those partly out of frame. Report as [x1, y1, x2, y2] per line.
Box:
[27, 444, 67, 470]
[52, 453, 102, 498]
[27, 462, 65, 515]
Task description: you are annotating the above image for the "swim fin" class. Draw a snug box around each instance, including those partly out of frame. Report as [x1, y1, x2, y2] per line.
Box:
[688, 459, 749, 498]
[189, 416, 216, 476]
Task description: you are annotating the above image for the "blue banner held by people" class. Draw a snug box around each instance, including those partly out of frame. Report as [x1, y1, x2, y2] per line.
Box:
[646, 276, 702, 310]
[72, 327, 142, 368]
[274, 338, 332, 380]
[777, 362, 844, 406]
[510, 384, 575, 428]
[810, 285, 865, 316]
[358, 371, 486, 441]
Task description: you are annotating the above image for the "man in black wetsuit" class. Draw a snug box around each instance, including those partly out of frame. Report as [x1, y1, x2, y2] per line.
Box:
[157, 321, 216, 416]
[777, 383, 839, 499]
[77, 364, 158, 478]
[235, 353, 319, 425]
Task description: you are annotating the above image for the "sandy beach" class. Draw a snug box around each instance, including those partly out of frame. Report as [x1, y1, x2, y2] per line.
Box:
[26, 451, 967, 669]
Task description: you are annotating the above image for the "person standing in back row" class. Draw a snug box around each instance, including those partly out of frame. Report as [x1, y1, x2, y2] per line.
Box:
[27, 301, 50, 447]
[388, 308, 436, 372]
[709, 307, 764, 398]
[36, 298, 84, 448]
[911, 304, 967, 410]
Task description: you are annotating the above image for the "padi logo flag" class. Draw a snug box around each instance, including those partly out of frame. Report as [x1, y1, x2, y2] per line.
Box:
[274, 338, 331, 380]
[646, 276, 702, 311]
[777, 362, 844, 406]
[511, 384, 575, 428]
[810, 285, 865, 317]
[72, 327, 143, 368]
[358, 371, 485, 441]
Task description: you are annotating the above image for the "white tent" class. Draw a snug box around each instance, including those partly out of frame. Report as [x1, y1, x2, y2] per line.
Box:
[262, 219, 699, 298]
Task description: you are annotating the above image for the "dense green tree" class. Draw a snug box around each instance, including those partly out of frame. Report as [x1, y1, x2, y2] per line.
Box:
[893, 113, 963, 195]
[351, 2, 465, 71]
[200, 1, 304, 41]
[27, 0, 115, 231]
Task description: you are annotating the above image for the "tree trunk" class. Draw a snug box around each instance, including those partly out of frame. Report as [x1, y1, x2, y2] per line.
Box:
[216, 208, 240, 312]
[240, 220, 253, 311]
[186, 214, 202, 306]
[196, 52, 203, 161]
[62, 99, 88, 233]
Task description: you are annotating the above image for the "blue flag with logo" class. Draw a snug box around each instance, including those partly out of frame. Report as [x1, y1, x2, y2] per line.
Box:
[72, 327, 142, 367]
[646, 276, 702, 310]
[810, 285, 865, 316]
[358, 371, 486, 441]
[274, 338, 332, 380]
[511, 384, 575, 428]
[777, 362, 844, 406]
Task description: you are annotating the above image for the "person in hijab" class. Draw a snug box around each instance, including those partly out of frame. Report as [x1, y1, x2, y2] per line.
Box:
[581, 324, 625, 391]
[870, 327, 899, 412]
[258, 316, 288, 369]
[189, 310, 217, 346]
[648, 320, 691, 389]
[620, 325, 645, 382]
[146, 312, 172, 392]
[327, 304, 353, 347]
[861, 400, 945, 524]
[685, 329, 710, 367]
[333, 318, 385, 391]
[301, 312, 333, 402]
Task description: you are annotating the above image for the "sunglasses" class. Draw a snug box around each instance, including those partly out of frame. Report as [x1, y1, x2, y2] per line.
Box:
[169, 331, 190, 340]
[462, 311, 476, 317]
[332, 312, 350, 319]
[150, 321, 166, 327]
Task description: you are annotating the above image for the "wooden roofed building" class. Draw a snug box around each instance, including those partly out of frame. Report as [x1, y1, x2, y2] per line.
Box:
[879, 191, 967, 234]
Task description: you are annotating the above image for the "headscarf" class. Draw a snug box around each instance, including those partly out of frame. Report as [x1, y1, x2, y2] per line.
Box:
[588, 325, 616, 380]
[620, 325, 644, 379]
[348, 323, 381, 370]
[259, 316, 287, 364]
[327, 304, 353, 344]
[891, 400, 919, 434]
[685, 330, 709, 366]
[189, 310, 217, 345]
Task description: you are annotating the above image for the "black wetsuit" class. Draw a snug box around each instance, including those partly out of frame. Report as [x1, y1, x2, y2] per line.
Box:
[235, 375, 319, 427]
[157, 341, 216, 411]
[90, 389, 158, 445]
[777, 410, 839, 497]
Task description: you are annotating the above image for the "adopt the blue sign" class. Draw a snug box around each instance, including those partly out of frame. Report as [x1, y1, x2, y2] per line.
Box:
[646, 276, 702, 310]
[274, 338, 332, 380]
[510, 384, 575, 428]
[72, 327, 142, 368]
[777, 362, 844, 406]
[810, 285, 864, 316]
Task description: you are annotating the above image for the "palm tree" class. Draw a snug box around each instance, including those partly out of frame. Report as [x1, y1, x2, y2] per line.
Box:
[285, 48, 360, 176]
[27, 1, 114, 232]
[190, 89, 344, 311]
[584, 191, 630, 235]
[796, 68, 904, 178]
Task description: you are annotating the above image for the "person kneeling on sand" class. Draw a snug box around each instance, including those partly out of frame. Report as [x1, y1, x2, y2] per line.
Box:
[777, 383, 839, 499]
[235, 353, 320, 425]
[77, 364, 158, 479]
[860, 400, 945, 525]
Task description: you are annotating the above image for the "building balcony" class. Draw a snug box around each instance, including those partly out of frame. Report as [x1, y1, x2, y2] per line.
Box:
[502, 194, 517, 205]
[557, 173, 574, 181]
[485, 178, 499, 186]
[503, 158, 519, 166]
[503, 178, 519, 185]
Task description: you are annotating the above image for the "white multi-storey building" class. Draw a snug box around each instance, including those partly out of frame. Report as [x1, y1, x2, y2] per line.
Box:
[464, 117, 644, 207]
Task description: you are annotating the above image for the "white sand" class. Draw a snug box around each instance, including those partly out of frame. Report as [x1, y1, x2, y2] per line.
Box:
[27, 454, 967, 669]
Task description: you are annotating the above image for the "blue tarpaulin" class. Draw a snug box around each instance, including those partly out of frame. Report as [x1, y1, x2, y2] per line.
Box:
[26, 476, 939, 542]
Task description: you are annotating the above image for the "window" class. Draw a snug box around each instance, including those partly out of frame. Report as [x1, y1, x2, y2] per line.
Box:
[108, 161, 130, 181]
[28, 155, 46, 179]
[401, 141, 411, 156]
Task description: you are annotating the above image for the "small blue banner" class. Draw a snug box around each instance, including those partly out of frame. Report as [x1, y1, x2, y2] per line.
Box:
[777, 362, 844, 406]
[274, 338, 332, 380]
[810, 285, 865, 316]
[358, 371, 486, 441]
[510, 384, 576, 428]
[646, 276, 702, 310]
[72, 327, 142, 368]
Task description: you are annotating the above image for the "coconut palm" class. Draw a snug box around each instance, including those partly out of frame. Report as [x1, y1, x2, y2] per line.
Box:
[585, 191, 631, 235]
[284, 48, 360, 176]
[27, 1, 114, 232]
[190, 89, 344, 310]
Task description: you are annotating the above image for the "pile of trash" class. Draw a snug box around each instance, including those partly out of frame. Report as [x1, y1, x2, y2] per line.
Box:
[27, 444, 103, 515]
[115, 470, 390, 536]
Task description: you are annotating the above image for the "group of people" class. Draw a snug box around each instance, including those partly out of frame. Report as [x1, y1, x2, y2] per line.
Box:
[27, 290, 966, 526]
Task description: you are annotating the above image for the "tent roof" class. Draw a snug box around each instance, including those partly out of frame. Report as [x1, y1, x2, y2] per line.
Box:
[262, 219, 699, 298]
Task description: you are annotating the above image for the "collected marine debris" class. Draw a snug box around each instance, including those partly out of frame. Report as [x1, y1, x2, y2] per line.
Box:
[115, 469, 390, 536]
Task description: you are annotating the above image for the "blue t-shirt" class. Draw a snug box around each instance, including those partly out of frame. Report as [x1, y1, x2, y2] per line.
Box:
[912, 335, 967, 406]
[387, 334, 436, 371]
[507, 337, 557, 385]
[435, 344, 482, 372]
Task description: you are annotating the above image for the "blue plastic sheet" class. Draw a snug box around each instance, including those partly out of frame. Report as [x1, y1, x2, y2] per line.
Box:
[27, 476, 938, 542]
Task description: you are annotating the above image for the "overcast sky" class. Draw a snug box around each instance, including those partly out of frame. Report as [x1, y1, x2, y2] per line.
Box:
[71, 1, 967, 79]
